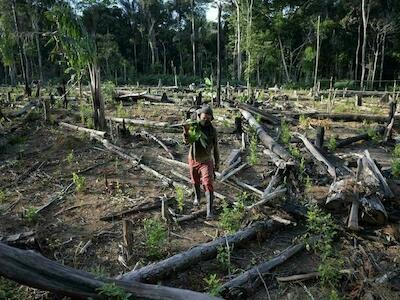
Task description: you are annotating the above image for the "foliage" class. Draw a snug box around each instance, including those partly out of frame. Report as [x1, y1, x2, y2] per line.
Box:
[175, 186, 184, 212]
[392, 159, 400, 178]
[66, 150, 75, 164]
[102, 81, 116, 102]
[80, 102, 94, 128]
[280, 120, 291, 145]
[0, 277, 29, 300]
[0, 190, 5, 203]
[204, 274, 221, 296]
[299, 115, 311, 128]
[72, 172, 86, 192]
[116, 102, 129, 118]
[289, 145, 301, 160]
[367, 127, 381, 144]
[305, 205, 342, 289]
[217, 244, 233, 274]
[327, 135, 337, 152]
[219, 200, 245, 234]
[143, 218, 168, 258]
[393, 144, 400, 158]
[24, 207, 38, 223]
[89, 266, 108, 279]
[96, 283, 131, 300]
[188, 122, 207, 148]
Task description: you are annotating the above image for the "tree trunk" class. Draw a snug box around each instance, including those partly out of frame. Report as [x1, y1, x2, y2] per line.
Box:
[11, 0, 29, 95]
[379, 30, 386, 88]
[0, 243, 220, 300]
[361, 0, 370, 89]
[191, 0, 196, 76]
[118, 220, 283, 283]
[88, 63, 105, 130]
[278, 35, 290, 83]
[313, 15, 321, 94]
[234, 0, 241, 81]
[216, 3, 222, 107]
[31, 12, 43, 83]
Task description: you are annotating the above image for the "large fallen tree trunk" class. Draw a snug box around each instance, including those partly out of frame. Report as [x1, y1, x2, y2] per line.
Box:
[118, 219, 284, 283]
[59, 122, 106, 138]
[0, 242, 220, 300]
[240, 109, 292, 161]
[220, 241, 306, 298]
[236, 103, 280, 125]
[294, 132, 336, 179]
[105, 116, 169, 128]
[7, 100, 38, 118]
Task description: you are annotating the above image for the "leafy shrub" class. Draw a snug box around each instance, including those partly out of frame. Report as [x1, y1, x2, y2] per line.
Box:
[328, 135, 337, 151]
[219, 200, 244, 233]
[280, 120, 291, 145]
[175, 186, 184, 212]
[143, 218, 168, 258]
[96, 283, 131, 300]
[72, 172, 86, 192]
[204, 274, 221, 296]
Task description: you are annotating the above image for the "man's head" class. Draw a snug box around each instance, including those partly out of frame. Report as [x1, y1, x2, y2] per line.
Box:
[197, 105, 214, 126]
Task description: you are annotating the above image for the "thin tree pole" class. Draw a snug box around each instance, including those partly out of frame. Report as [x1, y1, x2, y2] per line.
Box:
[355, 24, 361, 82]
[361, 0, 370, 89]
[234, 0, 241, 81]
[216, 2, 222, 106]
[191, 0, 196, 76]
[313, 15, 321, 94]
[379, 29, 387, 88]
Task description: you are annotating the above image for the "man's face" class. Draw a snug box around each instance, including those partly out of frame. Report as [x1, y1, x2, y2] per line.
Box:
[199, 113, 212, 125]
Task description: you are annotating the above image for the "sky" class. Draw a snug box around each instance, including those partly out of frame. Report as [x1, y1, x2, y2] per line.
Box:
[206, 3, 218, 22]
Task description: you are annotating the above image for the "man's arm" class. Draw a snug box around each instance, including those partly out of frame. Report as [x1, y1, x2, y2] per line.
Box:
[213, 129, 220, 171]
[182, 125, 189, 144]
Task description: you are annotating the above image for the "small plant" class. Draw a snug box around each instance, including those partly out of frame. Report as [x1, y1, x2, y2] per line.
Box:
[80, 102, 94, 128]
[318, 257, 344, 288]
[367, 127, 381, 144]
[217, 244, 233, 274]
[0, 190, 6, 203]
[143, 218, 168, 258]
[219, 200, 244, 233]
[204, 274, 221, 296]
[89, 266, 108, 279]
[116, 101, 129, 118]
[102, 80, 116, 102]
[175, 186, 184, 212]
[66, 150, 75, 164]
[298, 157, 306, 182]
[248, 131, 258, 165]
[327, 135, 337, 151]
[280, 120, 291, 145]
[72, 172, 86, 192]
[24, 207, 38, 223]
[299, 115, 311, 128]
[392, 159, 400, 178]
[96, 283, 131, 300]
[0, 277, 29, 299]
[289, 145, 301, 160]
[393, 144, 400, 158]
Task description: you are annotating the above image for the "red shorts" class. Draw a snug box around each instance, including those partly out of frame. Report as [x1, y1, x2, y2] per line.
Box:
[188, 159, 214, 192]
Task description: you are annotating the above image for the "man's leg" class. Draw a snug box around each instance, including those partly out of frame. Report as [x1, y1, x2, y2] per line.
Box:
[189, 159, 202, 206]
[199, 161, 215, 219]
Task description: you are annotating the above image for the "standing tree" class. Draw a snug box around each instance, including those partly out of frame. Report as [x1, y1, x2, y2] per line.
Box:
[47, 3, 105, 129]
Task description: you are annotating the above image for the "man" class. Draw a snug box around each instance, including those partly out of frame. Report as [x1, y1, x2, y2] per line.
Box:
[183, 105, 220, 219]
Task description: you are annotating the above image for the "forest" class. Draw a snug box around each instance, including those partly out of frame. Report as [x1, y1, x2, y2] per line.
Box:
[1, 0, 400, 300]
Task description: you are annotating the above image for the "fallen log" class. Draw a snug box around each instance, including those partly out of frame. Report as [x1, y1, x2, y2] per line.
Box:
[100, 198, 169, 222]
[59, 122, 106, 138]
[7, 100, 38, 118]
[240, 109, 292, 161]
[364, 150, 393, 198]
[236, 103, 280, 125]
[37, 182, 75, 214]
[294, 133, 336, 179]
[263, 149, 288, 169]
[336, 127, 385, 148]
[276, 272, 320, 282]
[106, 116, 169, 128]
[220, 163, 248, 182]
[220, 241, 305, 298]
[140, 130, 174, 159]
[245, 187, 287, 211]
[217, 158, 242, 180]
[0, 242, 220, 300]
[118, 219, 285, 283]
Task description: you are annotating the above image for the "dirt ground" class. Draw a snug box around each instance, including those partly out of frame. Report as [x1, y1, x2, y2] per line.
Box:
[1, 87, 400, 299]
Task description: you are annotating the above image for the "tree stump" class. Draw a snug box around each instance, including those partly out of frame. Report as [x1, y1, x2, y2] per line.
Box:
[356, 94, 363, 106]
[314, 126, 325, 149]
[122, 219, 134, 257]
